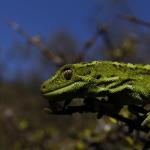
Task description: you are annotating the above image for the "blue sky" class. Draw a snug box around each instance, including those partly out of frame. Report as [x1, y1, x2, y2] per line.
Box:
[1, 0, 150, 81]
[0, 0, 150, 49]
[0, 0, 150, 48]
[0, 0, 99, 48]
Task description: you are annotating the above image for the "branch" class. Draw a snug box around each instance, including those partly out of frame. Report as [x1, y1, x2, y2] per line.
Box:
[45, 104, 150, 133]
[75, 24, 114, 62]
[119, 14, 150, 28]
[6, 18, 64, 66]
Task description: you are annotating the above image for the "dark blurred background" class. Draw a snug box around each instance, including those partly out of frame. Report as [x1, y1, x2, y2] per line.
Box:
[1, 0, 150, 149]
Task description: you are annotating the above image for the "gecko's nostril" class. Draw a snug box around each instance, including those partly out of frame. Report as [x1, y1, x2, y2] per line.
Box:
[42, 85, 46, 89]
[41, 84, 46, 93]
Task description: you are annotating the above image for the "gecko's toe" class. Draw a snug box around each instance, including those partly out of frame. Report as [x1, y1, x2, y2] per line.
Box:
[141, 112, 150, 128]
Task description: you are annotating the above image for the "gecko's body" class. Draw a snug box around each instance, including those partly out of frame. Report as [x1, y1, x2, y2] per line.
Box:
[41, 61, 150, 127]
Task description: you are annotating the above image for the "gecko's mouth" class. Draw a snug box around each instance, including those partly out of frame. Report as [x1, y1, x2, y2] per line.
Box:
[42, 81, 87, 113]
[42, 81, 86, 100]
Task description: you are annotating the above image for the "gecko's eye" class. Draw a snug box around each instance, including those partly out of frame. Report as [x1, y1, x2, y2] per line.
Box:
[63, 69, 73, 80]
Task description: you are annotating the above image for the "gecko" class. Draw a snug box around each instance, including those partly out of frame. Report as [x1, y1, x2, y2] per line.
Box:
[41, 61, 150, 128]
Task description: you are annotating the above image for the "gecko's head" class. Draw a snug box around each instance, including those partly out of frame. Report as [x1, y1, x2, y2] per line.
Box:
[41, 62, 94, 102]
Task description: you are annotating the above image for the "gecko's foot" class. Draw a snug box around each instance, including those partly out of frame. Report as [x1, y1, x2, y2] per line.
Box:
[44, 107, 54, 114]
[141, 112, 150, 128]
[47, 97, 100, 115]
[48, 98, 73, 113]
[97, 112, 103, 119]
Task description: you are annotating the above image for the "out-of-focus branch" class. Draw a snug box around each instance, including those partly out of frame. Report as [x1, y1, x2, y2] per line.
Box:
[75, 24, 114, 62]
[6, 18, 123, 64]
[98, 24, 114, 50]
[119, 14, 150, 28]
[6, 18, 64, 66]
[74, 33, 99, 62]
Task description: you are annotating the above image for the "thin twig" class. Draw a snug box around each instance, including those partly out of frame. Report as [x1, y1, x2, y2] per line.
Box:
[6, 18, 64, 66]
[75, 24, 112, 62]
[119, 14, 150, 28]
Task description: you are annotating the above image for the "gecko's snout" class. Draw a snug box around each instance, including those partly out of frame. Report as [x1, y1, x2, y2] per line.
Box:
[40, 82, 48, 94]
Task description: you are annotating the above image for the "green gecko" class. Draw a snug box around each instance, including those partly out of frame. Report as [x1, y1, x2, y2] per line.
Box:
[41, 60, 150, 128]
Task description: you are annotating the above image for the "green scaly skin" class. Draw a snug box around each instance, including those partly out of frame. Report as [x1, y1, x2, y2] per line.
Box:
[41, 61, 150, 128]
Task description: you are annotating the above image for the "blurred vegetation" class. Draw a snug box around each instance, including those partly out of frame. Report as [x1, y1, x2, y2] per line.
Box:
[1, 0, 150, 149]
